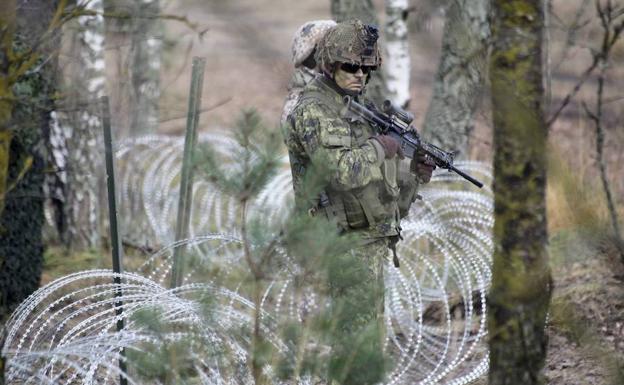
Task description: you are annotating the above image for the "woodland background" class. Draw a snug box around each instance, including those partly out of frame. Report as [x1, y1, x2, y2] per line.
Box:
[0, 0, 623, 384]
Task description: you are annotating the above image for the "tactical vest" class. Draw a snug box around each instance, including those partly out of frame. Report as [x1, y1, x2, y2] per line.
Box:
[291, 88, 401, 239]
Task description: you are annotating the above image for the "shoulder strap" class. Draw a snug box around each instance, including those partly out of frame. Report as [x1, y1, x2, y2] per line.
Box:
[295, 89, 342, 116]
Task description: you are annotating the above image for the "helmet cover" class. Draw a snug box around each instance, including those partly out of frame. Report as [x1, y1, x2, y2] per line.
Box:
[315, 19, 382, 70]
[291, 20, 337, 67]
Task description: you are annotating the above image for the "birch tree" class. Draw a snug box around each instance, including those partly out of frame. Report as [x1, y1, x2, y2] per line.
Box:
[103, 0, 162, 138]
[384, 0, 411, 108]
[488, 1, 551, 384]
[421, 0, 490, 156]
[49, 0, 106, 249]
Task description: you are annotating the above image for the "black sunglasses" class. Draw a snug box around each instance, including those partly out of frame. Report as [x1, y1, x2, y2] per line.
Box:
[340, 63, 375, 74]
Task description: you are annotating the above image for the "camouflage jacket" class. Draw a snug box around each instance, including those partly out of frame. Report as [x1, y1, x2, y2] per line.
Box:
[283, 75, 420, 240]
[280, 67, 317, 126]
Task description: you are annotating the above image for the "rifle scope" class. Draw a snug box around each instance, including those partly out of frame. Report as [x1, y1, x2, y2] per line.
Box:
[382, 100, 414, 125]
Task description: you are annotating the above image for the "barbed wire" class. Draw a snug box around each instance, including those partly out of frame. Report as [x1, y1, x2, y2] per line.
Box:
[4, 133, 494, 385]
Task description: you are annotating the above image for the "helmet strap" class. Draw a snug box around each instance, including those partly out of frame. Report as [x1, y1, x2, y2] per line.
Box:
[320, 61, 337, 80]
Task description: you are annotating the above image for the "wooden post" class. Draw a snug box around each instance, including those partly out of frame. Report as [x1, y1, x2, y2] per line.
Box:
[170, 57, 206, 288]
[101, 96, 128, 385]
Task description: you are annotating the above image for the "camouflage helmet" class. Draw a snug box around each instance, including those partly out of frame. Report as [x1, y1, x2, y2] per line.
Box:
[291, 20, 337, 67]
[315, 19, 382, 70]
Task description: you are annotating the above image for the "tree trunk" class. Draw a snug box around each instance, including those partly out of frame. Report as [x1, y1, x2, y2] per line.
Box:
[488, 1, 552, 384]
[0, 0, 60, 318]
[330, 0, 389, 105]
[0, 0, 16, 221]
[331, 0, 377, 23]
[103, 0, 161, 138]
[421, 0, 490, 156]
[49, 0, 106, 249]
[384, 0, 411, 108]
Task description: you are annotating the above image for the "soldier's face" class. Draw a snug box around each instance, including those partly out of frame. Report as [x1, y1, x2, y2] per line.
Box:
[334, 63, 369, 93]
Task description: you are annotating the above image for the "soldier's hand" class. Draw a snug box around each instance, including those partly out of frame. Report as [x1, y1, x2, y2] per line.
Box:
[372, 135, 404, 159]
[411, 150, 436, 183]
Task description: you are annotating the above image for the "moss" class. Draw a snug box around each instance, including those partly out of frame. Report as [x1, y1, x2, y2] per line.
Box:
[498, 0, 541, 28]
[0, 24, 58, 317]
[0, 130, 11, 200]
[0, 79, 13, 126]
[0, 150, 45, 319]
[488, 1, 551, 383]
[41, 247, 108, 284]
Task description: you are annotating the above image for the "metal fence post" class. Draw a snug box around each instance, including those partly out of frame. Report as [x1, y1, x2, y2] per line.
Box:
[170, 57, 206, 288]
[101, 96, 128, 385]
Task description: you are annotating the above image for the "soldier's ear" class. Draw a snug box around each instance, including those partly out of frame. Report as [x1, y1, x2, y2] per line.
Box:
[320, 62, 336, 79]
[330, 63, 340, 78]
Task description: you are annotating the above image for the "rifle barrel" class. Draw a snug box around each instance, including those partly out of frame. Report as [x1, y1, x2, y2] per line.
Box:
[447, 164, 484, 188]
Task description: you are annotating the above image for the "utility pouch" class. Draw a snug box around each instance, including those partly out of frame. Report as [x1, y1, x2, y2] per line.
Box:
[355, 185, 388, 228]
[317, 193, 348, 230]
[381, 158, 400, 200]
[342, 192, 368, 229]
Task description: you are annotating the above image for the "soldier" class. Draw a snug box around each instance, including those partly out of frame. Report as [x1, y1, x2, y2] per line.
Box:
[281, 19, 336, 126]
[283, 19, 435, 385]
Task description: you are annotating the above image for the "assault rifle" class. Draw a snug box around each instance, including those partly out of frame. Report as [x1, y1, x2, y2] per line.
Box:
[343, 96, 484, 188]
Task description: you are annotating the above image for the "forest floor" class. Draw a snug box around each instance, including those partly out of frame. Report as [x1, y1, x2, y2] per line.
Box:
[466, 231, 624, 385]
[543, 233, 624, 385]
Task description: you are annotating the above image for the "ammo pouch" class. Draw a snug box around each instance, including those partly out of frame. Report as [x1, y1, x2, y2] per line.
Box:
[341, 192, 367, 229]
[320, 183, 391, 230]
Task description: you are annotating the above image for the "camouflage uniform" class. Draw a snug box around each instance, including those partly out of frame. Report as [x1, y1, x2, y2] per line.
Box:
[283, 20, 421, 385]
[281, 66, 316, 126]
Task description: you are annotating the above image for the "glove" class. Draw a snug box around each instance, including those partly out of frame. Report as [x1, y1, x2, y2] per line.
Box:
[411, 149, 436, 183]
[372, 135, 404, 159]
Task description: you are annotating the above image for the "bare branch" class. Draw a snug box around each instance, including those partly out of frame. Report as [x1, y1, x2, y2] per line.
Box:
[122, 239, 157, 256]
[159, 98, 232, 124]
[581, 100, 598, 122]
[603, 94, 624, 104]
[546, 56, 599, 127]
[61, 2, 205, 33]
[585, 0, 624, 262]
[547, 0, 624, 127]
[554, 0, 592, 70]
